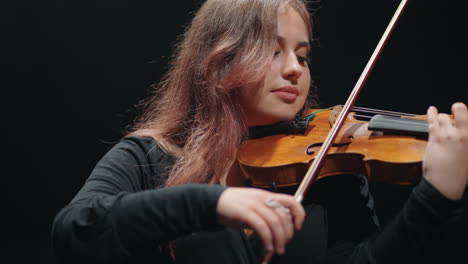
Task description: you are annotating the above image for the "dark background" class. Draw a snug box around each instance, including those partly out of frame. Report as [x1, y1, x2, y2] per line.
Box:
[3, 0, 466, 262]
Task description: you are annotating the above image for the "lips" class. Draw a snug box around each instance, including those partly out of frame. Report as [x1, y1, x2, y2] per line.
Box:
[271, 86, 299, 103]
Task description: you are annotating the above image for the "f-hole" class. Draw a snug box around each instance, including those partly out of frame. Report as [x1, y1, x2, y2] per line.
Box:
[306, 138, 353, 155]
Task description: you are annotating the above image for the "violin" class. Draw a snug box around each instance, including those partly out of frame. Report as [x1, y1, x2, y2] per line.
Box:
[238, 0, 414, 203]
[238, 105, 430, 190]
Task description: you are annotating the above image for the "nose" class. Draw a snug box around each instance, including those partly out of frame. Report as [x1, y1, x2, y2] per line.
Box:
[281, 52, 303, 83]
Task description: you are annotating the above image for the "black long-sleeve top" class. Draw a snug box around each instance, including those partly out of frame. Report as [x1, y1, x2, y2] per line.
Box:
[51, 136, 464, 264]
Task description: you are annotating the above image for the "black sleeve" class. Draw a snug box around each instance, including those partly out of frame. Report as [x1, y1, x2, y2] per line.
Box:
[51, 136, 226, 263]
[347, 177, 464, 264]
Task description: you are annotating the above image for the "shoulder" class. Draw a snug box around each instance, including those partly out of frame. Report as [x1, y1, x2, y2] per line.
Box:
[97, 135, 175, 188]
[113, 135, 171, 161]
[116, 135, 158, 149]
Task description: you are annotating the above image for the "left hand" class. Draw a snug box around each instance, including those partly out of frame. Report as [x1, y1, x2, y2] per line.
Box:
[423, 102, 468, 200]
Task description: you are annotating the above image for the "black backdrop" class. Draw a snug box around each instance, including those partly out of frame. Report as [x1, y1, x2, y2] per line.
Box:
[3, 0, 467, 262]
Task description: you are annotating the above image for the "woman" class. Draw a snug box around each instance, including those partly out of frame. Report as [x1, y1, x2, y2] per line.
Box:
[51, 0, 467, 263]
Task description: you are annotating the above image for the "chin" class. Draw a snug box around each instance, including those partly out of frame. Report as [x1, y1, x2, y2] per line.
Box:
[274, 105, 303, 121]
[248, 111, 297, 127]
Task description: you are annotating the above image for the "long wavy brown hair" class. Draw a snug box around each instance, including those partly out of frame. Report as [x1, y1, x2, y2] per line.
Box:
[130, 0, 315, 187]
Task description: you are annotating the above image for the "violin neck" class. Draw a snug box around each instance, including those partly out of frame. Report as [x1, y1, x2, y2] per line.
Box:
[368, 114, 428, 136]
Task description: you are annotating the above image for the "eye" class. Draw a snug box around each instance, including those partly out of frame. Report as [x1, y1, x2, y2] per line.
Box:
[297, 56, 310, 66]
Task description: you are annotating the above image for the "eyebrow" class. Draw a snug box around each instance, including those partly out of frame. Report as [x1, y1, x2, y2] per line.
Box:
[277, 36, 311, 52]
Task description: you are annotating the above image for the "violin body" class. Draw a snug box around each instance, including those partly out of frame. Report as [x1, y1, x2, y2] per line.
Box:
[238, 109, 426, 189]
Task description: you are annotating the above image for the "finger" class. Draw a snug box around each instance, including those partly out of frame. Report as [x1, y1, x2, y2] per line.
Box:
[277, 206, 294, 242]
[438, 113, 453, 130]
[244, 211, 274, 256]
[452, 102, 468, 129]
[270, 202, 295, 244]
[427, 106, 440, 140]
[427, 106, 439, 127]
[262, 251, 274, 264]
[256, 200, 288, 255]
[275, 195, 305, 230]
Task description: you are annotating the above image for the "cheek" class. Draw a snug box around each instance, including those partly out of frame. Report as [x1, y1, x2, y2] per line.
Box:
[303, 67, 311, 85]
[299, 69, 311, 101]
[237, 82, 265, 116]
[262, 67, 275, 90]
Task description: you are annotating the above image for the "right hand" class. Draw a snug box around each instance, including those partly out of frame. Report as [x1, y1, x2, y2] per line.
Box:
[216, 187, 305, 263]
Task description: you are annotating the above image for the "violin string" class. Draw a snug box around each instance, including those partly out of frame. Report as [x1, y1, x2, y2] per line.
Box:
[326, 109, 373, 120]
[335, 104, 419, 117]
[316, 105, 426, 126]
[353, 107, 414, 116]
[351, 106, 417, 117]
[336, 104, 407, 116]
[327, 110, 427, 129]
[346, 113, 374, 120]
[387, 118, 428, 127]
[329, 109, 399, 120]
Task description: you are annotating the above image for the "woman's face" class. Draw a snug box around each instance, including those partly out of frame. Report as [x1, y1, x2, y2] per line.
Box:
[241, 6, 311, 127]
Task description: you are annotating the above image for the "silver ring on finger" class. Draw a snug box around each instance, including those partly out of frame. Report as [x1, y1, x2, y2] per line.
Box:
[265, 198, 291, 215]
